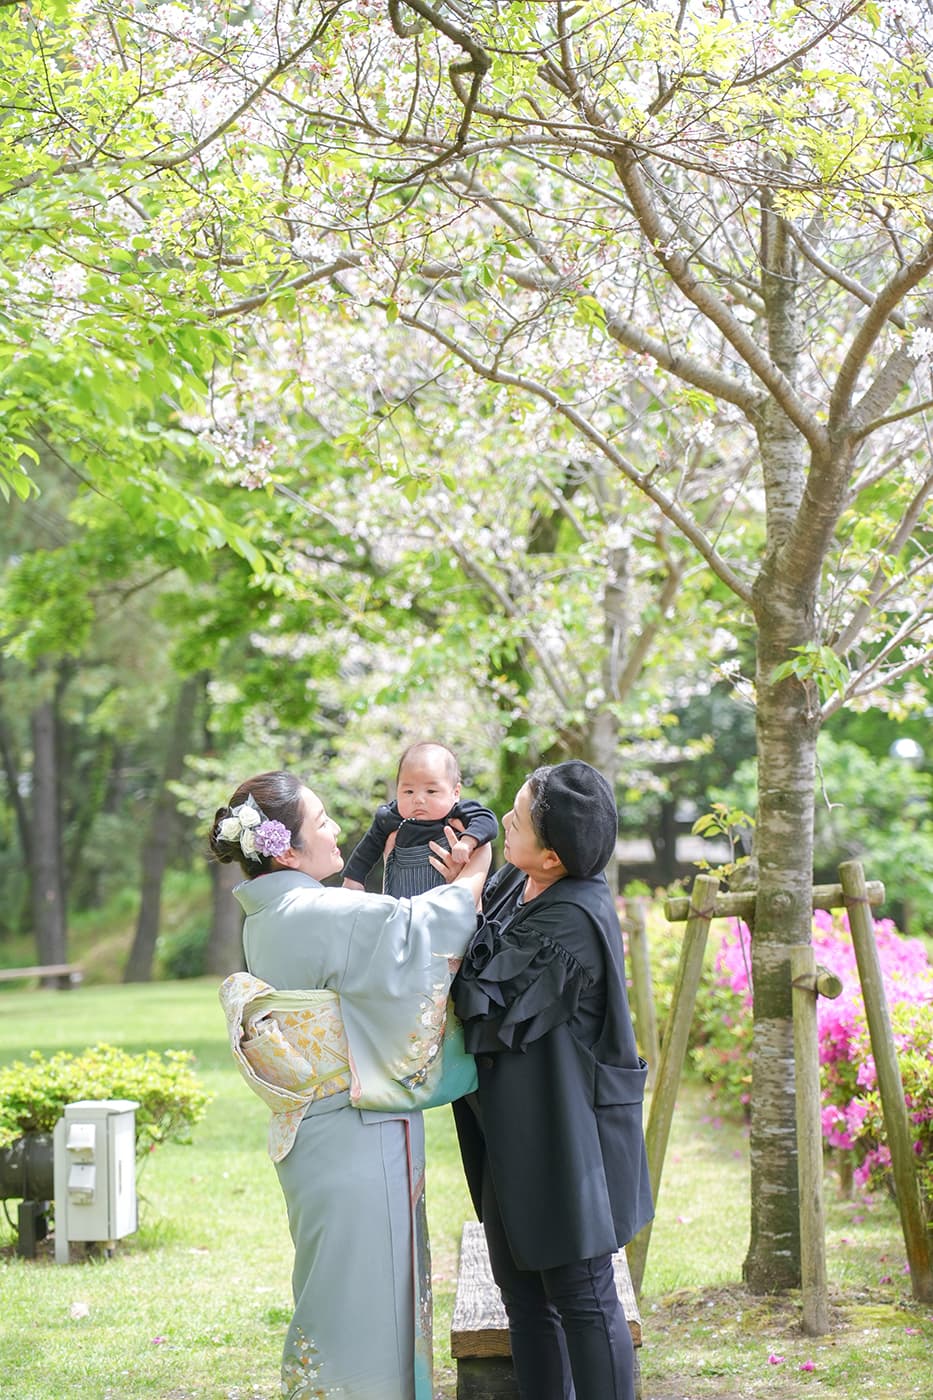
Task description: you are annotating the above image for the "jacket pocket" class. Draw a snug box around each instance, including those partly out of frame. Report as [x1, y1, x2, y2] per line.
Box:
[594, 1058, 648, 1106]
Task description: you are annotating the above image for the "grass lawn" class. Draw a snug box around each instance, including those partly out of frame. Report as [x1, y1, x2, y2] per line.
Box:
[2, 978, 931, 1399]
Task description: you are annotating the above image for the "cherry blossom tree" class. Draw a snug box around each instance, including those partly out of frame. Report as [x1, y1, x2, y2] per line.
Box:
[141, 0, 928, 1287]
[191, 304, 745, 797]
[6, 0, 932, 1289]
[209, 0, 930, 1289]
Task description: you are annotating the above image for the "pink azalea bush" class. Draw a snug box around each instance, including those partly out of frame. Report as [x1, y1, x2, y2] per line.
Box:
[827, 999, 933, 1207]
[692, 910, 933, 1206]
[692, 919, 755, 1114]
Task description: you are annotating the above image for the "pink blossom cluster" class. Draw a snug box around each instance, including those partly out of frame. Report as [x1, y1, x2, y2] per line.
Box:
[700, 910, 933, 1200]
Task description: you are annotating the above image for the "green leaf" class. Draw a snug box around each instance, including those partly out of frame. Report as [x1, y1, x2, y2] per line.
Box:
[575, 295, 607, 330]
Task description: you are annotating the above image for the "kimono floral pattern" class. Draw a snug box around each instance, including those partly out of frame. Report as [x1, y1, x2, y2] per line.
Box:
[392, 981, 450, 1091]
[282, 1326, 328, 1399]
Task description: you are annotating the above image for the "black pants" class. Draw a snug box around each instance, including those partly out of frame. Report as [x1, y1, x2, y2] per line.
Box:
[481, 1167, 636, 1400]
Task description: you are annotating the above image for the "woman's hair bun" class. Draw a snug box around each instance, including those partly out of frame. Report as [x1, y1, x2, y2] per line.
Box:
[209, 805, 239, 863]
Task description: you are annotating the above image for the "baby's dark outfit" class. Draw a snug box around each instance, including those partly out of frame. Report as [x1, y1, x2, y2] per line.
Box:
[344, 799, 498, 897]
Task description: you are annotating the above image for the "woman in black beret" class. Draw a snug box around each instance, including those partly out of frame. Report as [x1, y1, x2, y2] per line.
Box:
[442, 760, 653, 1400]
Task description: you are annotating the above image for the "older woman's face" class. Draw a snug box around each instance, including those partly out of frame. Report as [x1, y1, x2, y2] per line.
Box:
[502, 782, 545, 873]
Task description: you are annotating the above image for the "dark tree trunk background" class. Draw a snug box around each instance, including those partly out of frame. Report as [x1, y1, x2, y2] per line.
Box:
[206, 858, 244, 976]
[124, 674, 203, 983]
[29, 675, 68, 984]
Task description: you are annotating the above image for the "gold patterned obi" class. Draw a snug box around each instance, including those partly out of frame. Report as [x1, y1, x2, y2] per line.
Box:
[220, 973, 352, 1160]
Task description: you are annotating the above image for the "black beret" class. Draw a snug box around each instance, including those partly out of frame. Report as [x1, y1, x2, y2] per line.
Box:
[537, 760, 618, 878]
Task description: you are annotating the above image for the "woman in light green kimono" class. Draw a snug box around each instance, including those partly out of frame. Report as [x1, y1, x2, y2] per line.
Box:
[210, 771, 488, 1400]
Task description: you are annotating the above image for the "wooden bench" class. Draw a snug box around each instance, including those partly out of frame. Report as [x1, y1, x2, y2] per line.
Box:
[0, 963, 83, 986]
[451, 1220, 643, 1399]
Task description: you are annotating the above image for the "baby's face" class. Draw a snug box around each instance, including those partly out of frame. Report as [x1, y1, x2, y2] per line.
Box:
[396, 754, 461, 822]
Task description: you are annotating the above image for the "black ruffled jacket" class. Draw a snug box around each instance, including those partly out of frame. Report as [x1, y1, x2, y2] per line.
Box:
[452, 863, 653, 1271]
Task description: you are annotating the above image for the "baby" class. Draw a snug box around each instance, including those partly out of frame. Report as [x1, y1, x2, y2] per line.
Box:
[343, 741, 498, 898]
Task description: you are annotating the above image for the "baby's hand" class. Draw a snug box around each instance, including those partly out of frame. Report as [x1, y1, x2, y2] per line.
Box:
[448, 837, 476, 866]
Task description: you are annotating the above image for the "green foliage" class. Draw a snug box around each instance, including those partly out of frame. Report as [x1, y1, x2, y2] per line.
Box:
[691, 954, 754, 1117]
[690, 801, 755, 884]
[632, 898, 714, 1053]
[0, 1043, 211, 1153]
[156, 920, 209, 981]
[714, 734, 933, 933]
[771, 643, 850, 703]
[615, 684, 758, 851]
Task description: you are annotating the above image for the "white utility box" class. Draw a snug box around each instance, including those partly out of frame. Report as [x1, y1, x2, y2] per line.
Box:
[53, 1099, 139, 1264]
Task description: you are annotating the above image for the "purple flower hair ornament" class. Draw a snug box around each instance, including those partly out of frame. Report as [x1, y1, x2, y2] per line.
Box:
[253, 820, 292, 859]
[216, 794, 292, 863]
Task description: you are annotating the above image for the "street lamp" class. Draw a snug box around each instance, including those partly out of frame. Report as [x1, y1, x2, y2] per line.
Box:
[889, 737, 925, 768]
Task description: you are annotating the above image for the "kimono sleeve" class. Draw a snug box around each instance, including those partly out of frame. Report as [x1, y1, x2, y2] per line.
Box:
[317, 883, 477, 1105]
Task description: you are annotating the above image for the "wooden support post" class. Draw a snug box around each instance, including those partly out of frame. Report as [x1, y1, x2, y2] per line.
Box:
[791, 943, 831, 1335]
[623, 896, 660, 1089]
[628, 873, 719, 1296]
[839, 860, 933, 1303]
[663, 880, 884, 924]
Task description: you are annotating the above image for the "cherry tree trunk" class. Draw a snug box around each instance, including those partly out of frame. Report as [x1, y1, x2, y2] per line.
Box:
[743, 203, 823, 1290]
[744, 575, 820, 1290]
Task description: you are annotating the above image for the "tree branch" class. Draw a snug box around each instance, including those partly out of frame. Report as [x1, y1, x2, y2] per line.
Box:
[396, 305, 755, 605]
[648, 168, 765, 316]
[824, 588, 933, 718]
[732, 0, 867, 87]
[853, 395, 933, 444]
[532, 469, 590, 541]
[438, 526, 575, 708]
[823, 640, 933, 719]
[785, 221, 907, 331]
[392, 0, 490, 149]
[5, 12, 342, 197]
[613, 150, 828, 452]
[603, 310, 765, 416]
[387, 0, 425, 38]
[834, 469, 933, 653]
[446, 164, 564, 276]
[830, 241, 933, 434]
[209, 253, 364, 317]
[614, 555, 686, 701]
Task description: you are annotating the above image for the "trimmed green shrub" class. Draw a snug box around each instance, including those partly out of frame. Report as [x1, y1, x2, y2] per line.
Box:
[0, 1043, 211, 1154]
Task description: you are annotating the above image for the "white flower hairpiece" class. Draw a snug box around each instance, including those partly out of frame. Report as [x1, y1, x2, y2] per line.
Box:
[216, 794, 292, 863]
